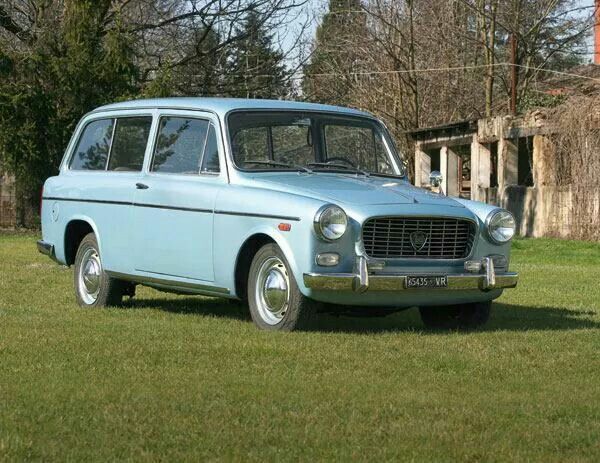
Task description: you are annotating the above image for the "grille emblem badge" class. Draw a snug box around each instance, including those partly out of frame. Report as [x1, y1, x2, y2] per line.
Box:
[409, 231, 428, 251]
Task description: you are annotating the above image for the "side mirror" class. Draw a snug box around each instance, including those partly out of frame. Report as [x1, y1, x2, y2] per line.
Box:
[429, 170, 443, 188]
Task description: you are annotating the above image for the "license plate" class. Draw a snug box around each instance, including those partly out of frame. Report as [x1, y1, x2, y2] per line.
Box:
[405, 275, 448, 289]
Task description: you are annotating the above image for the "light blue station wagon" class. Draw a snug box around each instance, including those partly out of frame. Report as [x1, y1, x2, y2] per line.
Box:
[38, 98, 518, 330]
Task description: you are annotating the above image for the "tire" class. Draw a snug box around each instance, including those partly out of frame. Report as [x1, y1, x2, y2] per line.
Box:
[419, 301, 492, 330]
[73, 232, 125, 308]
[247, 243, 316, 331]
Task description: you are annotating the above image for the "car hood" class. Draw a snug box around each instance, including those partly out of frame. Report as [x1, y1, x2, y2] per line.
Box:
[250, 173, 465, 207]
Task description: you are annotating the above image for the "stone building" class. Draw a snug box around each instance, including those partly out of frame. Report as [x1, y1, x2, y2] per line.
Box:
[409, 109, 600, 240]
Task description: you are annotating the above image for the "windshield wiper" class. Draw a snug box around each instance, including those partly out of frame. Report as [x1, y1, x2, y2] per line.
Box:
[369, 172, 406, 179]
[307, 162, 370, 177]
[244, 160, 312, 173]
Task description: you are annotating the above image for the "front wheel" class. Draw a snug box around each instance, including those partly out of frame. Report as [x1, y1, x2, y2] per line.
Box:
[74, 233, 126, 307]
[247, 243, 316, 331]
[419, 301, 492, 330]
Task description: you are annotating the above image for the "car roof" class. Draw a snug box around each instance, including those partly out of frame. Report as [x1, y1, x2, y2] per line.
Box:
[92, 97, 374, 119]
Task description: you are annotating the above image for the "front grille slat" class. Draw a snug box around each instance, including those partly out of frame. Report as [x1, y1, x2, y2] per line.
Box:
[362, 216, 476, 259]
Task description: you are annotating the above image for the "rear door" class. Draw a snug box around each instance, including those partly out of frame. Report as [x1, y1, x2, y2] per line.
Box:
[62, 111, 153, 273]
[132, 110, 225, 282]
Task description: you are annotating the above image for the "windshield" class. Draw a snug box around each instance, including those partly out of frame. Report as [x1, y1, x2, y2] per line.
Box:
[228, 111, 404, 176]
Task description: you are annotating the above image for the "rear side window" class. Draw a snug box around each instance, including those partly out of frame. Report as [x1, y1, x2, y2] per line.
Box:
[69, 119, 114, 170]
[151, 117, 217, 174]
[108, 117, 152, 171]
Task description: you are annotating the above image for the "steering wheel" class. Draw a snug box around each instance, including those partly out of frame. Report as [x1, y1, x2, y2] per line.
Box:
[324, 157, 356, 168]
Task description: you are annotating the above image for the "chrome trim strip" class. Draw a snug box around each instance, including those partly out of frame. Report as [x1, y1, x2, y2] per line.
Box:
[41, 197, 300, 221]
[106, 270, 230, 296]
[213, 210, 300, 221]
[104, 117, 119, 171]
[135, 202, 212, 213]
[303, 272, 518, 292]
[43, 197, 132, 206]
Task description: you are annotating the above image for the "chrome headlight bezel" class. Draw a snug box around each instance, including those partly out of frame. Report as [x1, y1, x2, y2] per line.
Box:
[486, 209, 516, 244]
[313, 204, 348, 241]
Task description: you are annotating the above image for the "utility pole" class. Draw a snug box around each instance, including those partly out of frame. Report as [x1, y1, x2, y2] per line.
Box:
[595, 0, 600, 65]
[510, 32, 517, 115]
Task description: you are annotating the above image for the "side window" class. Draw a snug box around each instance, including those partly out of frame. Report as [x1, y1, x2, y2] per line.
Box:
[200, 124, 220, 173]
[152, 117, 210, 174]
[69, 119, 114, 170]
[108, 117, 152, 171]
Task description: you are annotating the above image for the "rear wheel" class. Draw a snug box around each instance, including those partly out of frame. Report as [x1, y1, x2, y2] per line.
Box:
[419, 301, 492, 330]
[247, 243, 316, 331]
[74, 233, 126, 307]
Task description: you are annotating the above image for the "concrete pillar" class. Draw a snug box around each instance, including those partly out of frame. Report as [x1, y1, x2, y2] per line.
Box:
[446, 147, 460, 197]
[532, 134, 556, 186]
[414, 143, 431, 187]
[440, 146, 460, 197]
[440, 146, 448, 195]
[470, 135, 491, 202]
[497, 137, 518, 188]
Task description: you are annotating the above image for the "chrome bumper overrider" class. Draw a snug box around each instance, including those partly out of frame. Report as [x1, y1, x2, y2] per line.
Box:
[303, 256, 518, 293]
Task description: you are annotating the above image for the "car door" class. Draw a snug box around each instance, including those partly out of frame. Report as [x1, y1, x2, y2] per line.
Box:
[132, 110, 225, 282]
[62, 112, 153, 273]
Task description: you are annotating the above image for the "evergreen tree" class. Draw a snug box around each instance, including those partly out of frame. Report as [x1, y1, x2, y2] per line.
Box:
[0, 0, 137, 226]
[224, 10, 290, 99]
[178, 27, 224, 96]
[303, 0, 367, 105]
[144, 26, 224, 98]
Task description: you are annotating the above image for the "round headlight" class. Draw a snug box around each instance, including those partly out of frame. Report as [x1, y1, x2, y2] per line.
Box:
[314, 205, 347, 241]
[486, 209, 516, 243]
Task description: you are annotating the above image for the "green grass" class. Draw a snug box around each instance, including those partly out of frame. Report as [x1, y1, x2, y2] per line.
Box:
[1, 233, 599, 462]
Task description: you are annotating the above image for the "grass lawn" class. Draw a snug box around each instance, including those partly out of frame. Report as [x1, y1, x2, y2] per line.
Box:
[1, 232, 599, 461]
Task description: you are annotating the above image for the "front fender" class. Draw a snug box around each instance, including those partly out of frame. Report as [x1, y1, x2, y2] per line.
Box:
[213, 212, 320, 298]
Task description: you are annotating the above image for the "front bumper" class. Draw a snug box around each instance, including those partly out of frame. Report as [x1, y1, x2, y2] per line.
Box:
[304, 256, 518, 293]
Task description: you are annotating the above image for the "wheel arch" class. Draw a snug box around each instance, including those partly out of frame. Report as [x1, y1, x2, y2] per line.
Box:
[233, 233, 275, 301]
[233, 229, 302, 301]
[63, 217, 100, 266]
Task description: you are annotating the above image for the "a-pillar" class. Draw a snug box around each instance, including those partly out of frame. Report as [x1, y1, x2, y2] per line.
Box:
[440, 146, 460, 196]
[414, 142, 431, 187]
[470, 135, 491, 202]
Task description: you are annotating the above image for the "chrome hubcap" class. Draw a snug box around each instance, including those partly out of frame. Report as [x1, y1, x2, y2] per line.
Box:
[255, 256, 289, 325]
[78, 247, 101, 304]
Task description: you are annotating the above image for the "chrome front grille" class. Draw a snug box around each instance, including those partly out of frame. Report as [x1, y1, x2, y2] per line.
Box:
[362, 216, 476, 259]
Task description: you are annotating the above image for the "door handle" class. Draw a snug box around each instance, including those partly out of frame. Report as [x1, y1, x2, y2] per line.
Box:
[136, 183, 149, 190]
